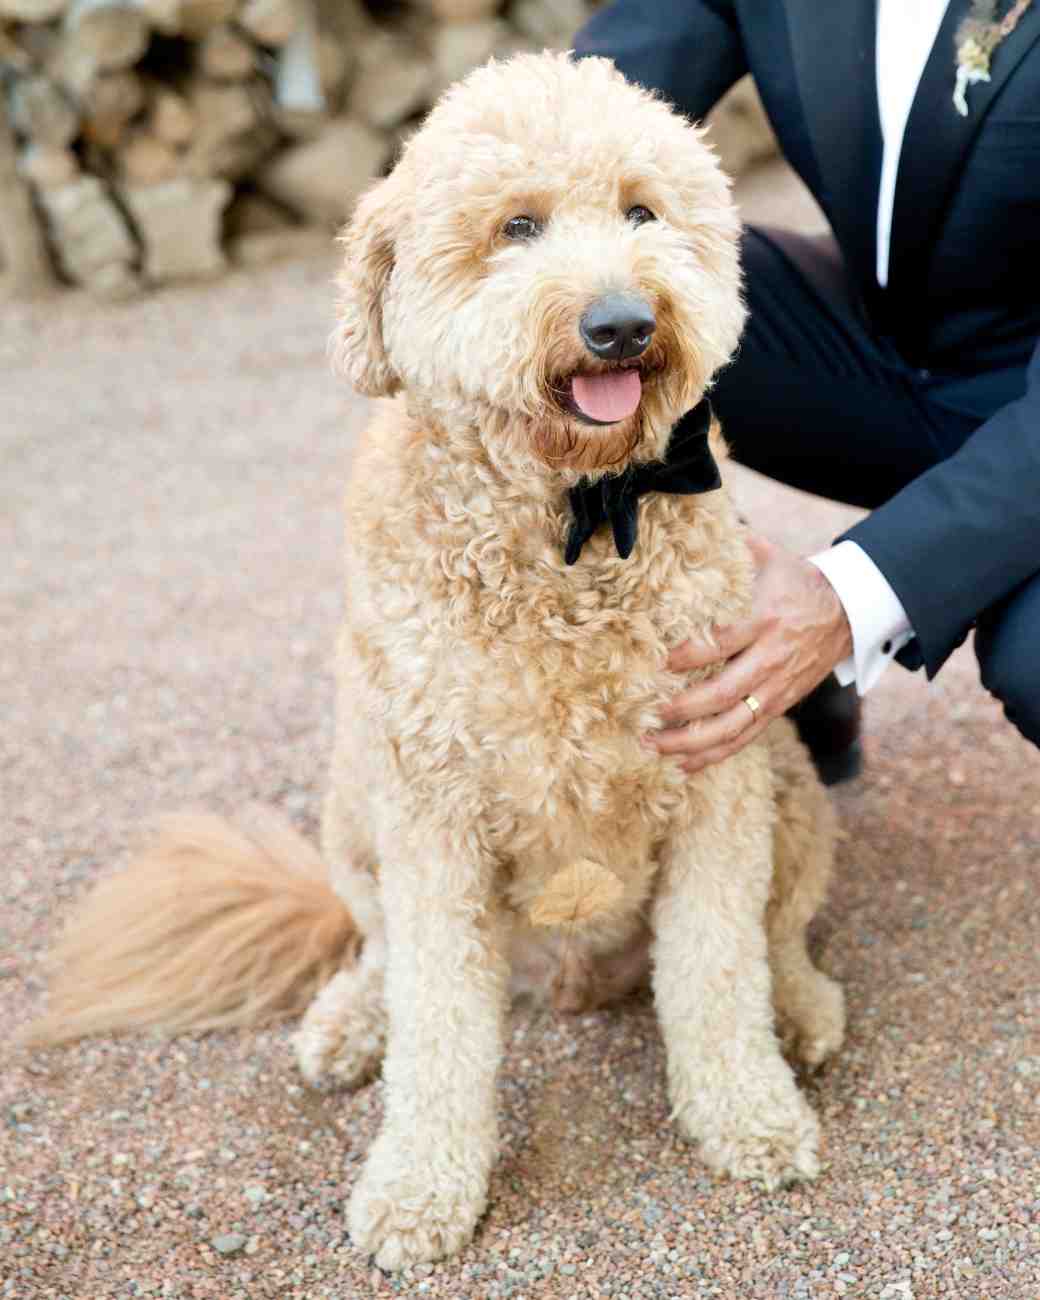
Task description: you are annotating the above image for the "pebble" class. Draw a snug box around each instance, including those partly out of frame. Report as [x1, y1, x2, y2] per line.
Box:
[211, 1233, 247, 1256]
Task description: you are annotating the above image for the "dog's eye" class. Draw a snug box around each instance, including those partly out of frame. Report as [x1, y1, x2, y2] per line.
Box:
[626, 205, 656, 226]
[503, 215, 543, 240]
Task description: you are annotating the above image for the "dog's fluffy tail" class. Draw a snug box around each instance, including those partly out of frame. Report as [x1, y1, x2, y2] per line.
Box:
[24, 807, 360, 1047]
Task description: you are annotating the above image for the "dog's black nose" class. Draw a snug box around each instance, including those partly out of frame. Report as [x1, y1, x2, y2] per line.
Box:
[580, 294, 656, 361]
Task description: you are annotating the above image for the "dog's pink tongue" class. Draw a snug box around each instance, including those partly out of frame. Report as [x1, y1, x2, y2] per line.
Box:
[571, 370, 642, 422]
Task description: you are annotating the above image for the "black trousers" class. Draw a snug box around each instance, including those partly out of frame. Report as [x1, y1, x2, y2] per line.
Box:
[701, 226, 1040, 749]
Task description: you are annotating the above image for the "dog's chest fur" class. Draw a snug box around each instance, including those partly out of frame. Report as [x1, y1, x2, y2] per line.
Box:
[344, 407, 754, 923]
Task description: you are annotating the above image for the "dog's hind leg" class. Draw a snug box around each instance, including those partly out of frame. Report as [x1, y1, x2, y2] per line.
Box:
[295, 780, 388, 1087]
[320, 768, 384, 937]
[765, 720, 846, 1070]
[294, 939, 387, 1087]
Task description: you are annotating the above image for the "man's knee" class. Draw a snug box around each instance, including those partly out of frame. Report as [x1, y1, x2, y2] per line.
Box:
[976, 609, 1040, 747]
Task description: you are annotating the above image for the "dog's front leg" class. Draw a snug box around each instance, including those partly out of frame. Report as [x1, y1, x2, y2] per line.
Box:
[652, 754, 820, 1189]
[348, 828, 508, 1270]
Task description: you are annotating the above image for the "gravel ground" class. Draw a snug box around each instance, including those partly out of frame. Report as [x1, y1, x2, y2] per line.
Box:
[2, 164, 1038, 1300]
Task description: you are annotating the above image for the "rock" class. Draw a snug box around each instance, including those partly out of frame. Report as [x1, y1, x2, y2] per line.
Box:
[116, 130, 180, 185]
[181, 81, 279, 182]
[119, 177, 231, 282]
[37, 174, 138, 294]
[18, 143, 80, 190]
[82, 70, 146, 150]
[9, 74, 80, 149]
[0, 84, 59, 297]
[210, 1232, 247, 1256]
[46, 34, 98, 100]
[148, 88, 197, 148]
[315, 32, 352, 106]
[239, 0, 300, 47]
[430, 18, 512, 97]
[63, 0, 151, 74]
[140, 0, 181, 35]
[511, 0, 589, 48]
[223, 190, 296, 239]
[430, 0, 501, 21]
[228, 226, 329, 268]
[348, 31, 432, 131]
[256, 118, 387, 226]
[272, 13, 326, 131]
[0, 0, 65, 20]
[198, 24, 257, 81]
[0, 27, 32, 72]
[178, 0, 237, 40]
[81, 257, 141, 300]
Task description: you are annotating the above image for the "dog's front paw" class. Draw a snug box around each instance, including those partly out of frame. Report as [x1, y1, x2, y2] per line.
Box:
[697, 1100, 820, 1189]
[348, 1134, 489, 1269]
[673, 1061, 821, 1190]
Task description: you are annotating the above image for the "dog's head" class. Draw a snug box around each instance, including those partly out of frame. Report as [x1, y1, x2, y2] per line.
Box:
[332, 52, 745, 478]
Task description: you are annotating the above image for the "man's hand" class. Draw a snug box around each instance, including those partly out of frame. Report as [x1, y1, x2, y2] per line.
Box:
[646, 534, 853, 774]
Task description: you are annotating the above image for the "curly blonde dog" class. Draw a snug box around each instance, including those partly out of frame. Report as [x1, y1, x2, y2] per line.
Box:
[29, 52, 845, 1270]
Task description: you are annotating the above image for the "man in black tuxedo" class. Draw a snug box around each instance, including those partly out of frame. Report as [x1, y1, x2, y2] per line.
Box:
[574, 0, 1040, 779]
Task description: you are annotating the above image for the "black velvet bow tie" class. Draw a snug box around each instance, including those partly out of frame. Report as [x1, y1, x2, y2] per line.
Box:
[564, 399, 720, 565]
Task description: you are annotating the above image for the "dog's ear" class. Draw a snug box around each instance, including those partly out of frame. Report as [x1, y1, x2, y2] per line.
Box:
[330, 169, 408, 397]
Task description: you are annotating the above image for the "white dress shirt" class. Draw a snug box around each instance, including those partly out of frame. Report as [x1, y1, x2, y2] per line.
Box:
[808, 0, 950, 693]
[875, 0, 952, 288]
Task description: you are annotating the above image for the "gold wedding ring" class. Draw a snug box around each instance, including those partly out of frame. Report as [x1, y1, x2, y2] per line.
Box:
[742, 694, 761, 722]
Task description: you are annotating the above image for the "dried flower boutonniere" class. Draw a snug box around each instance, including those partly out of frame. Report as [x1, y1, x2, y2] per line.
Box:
[954, 0, 1035, 115]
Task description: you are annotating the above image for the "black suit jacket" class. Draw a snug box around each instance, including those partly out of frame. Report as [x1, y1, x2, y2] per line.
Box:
[575, 0, 1040, 678]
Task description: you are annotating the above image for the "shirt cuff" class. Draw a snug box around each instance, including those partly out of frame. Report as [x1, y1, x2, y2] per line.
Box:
[808, 541, 915, 695]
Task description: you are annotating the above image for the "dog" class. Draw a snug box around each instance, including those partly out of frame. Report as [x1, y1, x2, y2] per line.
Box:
[29, 52, 845, 1271]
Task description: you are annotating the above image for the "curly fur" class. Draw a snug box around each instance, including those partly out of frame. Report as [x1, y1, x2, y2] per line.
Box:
[29, 53, 845, 1271]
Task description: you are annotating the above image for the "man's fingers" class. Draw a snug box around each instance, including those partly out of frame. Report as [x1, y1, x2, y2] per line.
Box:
[679, 716, 770, 773]
[649, 696, 765, 756]
[666, 618, 759, 672]
[658, 653, 766, 725]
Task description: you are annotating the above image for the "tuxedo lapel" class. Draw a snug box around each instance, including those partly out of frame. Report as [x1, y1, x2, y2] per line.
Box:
[785, 0, 882, 295]
[888, 0, 1040, 344]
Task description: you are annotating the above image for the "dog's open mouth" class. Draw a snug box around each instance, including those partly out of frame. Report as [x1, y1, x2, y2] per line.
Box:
[557, 361, 650, 426]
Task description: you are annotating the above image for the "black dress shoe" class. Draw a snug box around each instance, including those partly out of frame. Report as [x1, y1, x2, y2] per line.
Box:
[787, 673, 863, 786]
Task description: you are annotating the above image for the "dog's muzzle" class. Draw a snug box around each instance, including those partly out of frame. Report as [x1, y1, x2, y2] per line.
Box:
[567, 295, 657, 424]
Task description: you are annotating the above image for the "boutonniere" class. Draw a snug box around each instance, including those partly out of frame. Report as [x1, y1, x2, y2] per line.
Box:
[954, 0, 1035, 115]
